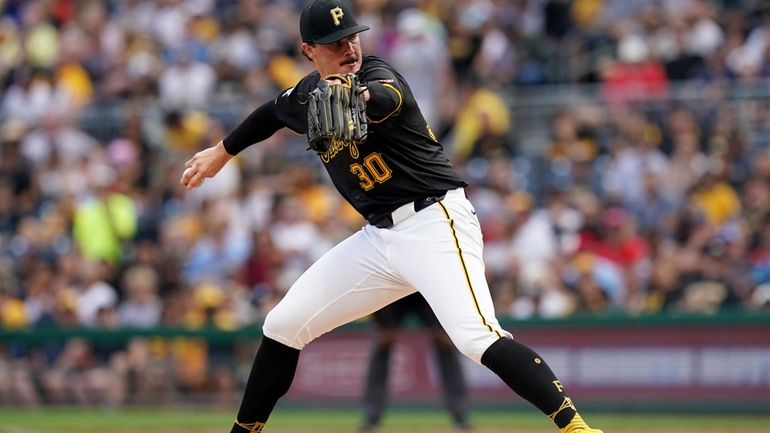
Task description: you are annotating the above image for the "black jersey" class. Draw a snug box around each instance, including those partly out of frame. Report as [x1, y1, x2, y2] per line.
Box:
[225, 55, 466, 224]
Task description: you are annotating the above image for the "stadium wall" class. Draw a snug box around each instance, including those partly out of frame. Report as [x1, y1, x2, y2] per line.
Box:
[2, 312, 769, 412]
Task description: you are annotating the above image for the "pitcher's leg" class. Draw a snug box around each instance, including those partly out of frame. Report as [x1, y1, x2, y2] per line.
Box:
[233, 229, 411, 432]
[393, 200, 510, 362]
[396, 199, 602, 433]
[263, 227, 412, 349]
[231, 337, 299, 433]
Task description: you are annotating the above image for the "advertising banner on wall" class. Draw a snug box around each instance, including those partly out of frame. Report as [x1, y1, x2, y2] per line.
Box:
[286, 320, 770, 411]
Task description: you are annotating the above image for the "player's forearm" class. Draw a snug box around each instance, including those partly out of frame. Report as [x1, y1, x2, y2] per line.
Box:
[223, 100, 284, 155]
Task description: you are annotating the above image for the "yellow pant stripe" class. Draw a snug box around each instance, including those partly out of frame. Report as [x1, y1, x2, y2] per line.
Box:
[437, 201, 502, 339]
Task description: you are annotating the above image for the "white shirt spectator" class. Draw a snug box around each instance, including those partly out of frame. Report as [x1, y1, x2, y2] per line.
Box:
[118, 266, 163, 328]
[602, 141, 669, 207]
[21, 114, 98, 166]
[158, 56, 216, 110]
[2, 77, 70, 124]
[77, 280, 118, 327]
[389, 9, 451, 129]
[686, 16, 724, 57]
[151, 1, 189, 50]
[213, 25, 263, 73]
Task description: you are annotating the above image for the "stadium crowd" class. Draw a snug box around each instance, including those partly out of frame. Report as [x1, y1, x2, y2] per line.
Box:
[2, 0, 770, 404]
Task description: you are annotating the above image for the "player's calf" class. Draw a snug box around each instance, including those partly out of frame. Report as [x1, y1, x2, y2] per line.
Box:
[480, 337, 602, 433]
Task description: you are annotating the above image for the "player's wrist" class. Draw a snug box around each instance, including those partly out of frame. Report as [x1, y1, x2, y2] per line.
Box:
[217, 140, 236, 158]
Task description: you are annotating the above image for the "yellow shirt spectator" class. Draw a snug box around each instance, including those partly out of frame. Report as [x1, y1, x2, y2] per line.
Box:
[449, 87, 510, 161]
[164, 110, 211, 152]
[73, 192, 137, 264]
[56, 62, 93, 108]
[0, 298, 27, 328]
[25, 22, 59, 69]
[692, 179, 741, 225]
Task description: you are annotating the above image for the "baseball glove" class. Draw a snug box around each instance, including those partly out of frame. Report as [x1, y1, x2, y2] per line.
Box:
[306, 73, 367, 153]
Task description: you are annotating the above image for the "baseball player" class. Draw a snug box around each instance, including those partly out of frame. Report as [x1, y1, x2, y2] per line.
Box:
[360, 293, 470, 432]
[180, 1, 603, 433]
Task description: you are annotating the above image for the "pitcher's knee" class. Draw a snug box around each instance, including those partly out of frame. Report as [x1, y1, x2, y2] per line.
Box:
[454, 332, 512, 364]
[262, 311, 308, 350]
[454, 339, 486, 364]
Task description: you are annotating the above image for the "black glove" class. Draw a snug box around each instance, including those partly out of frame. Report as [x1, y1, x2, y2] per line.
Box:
[306, 73, 367, 153]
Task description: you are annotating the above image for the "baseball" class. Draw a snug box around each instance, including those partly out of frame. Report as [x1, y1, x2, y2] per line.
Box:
[182, 167, 195, 184]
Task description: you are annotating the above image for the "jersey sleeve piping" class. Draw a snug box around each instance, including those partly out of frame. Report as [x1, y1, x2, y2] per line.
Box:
[366, 82, 403, 124]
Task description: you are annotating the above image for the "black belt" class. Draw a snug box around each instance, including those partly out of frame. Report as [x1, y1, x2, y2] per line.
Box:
[372, 192, 448, 229]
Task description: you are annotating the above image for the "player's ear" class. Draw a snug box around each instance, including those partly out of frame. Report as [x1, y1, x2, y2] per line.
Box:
[300, 42, 315, 61]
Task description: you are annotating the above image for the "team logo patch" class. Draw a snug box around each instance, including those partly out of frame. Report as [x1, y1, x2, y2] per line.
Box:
[330, 7, 344, 26]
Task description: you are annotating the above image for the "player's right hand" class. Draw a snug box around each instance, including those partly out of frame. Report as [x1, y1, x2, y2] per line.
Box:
[180, 141, 233, 190]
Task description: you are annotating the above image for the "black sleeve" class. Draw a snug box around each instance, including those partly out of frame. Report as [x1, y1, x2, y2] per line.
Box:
[359, 62, 405, 123]
[222, 100, 285, 155]
[365, 81, 403, 123]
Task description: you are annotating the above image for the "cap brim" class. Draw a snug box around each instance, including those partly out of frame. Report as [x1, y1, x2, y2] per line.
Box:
[313, 25, 369, 44]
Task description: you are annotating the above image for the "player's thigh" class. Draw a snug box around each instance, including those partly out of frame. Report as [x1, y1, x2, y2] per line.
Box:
[263, 228, 413, 349]
[393, 198, 510, 362]
[407, 293, 441, 327]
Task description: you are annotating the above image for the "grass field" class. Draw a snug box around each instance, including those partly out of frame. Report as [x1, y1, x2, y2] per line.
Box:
[1, 408, 769, 433]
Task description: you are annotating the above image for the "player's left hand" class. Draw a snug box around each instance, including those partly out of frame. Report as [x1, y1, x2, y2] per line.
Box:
[180, 141, 232, 190]
[306, 73, 368, 153]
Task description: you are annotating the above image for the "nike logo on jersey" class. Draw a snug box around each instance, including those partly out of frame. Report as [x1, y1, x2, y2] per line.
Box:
[282, 87, 294, 98]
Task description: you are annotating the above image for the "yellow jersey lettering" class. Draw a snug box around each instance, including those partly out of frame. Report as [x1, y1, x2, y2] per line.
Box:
[320, 138, 359, 163]
[350, 153, 393, 191]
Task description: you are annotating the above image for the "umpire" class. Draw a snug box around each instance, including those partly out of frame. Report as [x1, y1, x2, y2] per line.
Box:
[360, 293, 470, 432]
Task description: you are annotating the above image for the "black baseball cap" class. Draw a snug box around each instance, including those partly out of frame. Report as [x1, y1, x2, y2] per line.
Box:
[300, 0, 369, 44]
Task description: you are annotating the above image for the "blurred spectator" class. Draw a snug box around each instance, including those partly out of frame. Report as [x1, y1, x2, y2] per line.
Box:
[600, 33, 670, 107]
[448, 81, 512, 161]
[72, 166, 137, 265]
[2, 68, 70, 123]
[19, 0, 59, 69]
[20, 111, 98, 168]
[74, 260, 118, 327]
[388, 8, 453, 132]
[679, 238, 742, 313]
[268, 194, 331, 291]
[628, 171, 678, 236]
[689, 162, 742, 225]
[158, 46, 216, 110]
[577, 206, 650, 310]
[117, 265, 163, 328]
[182, 203, 251, 286]
[163, 109, 212, 153]
[600, 112, 669, 206]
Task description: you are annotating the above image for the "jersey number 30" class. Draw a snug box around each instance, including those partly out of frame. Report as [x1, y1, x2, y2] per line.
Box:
[350, 153, 393, 191]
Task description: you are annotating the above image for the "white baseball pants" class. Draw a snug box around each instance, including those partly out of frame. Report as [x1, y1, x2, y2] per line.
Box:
[262, 187, 511, 364]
